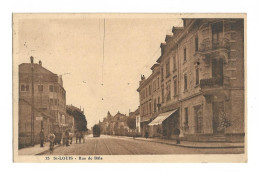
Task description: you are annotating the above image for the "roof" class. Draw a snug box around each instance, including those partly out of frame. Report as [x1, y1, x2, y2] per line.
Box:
[148, 109, 178, 126]
[150, 63, 160, 70]
[19, 63, 56, 75]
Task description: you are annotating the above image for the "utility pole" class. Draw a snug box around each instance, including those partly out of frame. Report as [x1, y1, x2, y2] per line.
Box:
[30, 56, 35, 146]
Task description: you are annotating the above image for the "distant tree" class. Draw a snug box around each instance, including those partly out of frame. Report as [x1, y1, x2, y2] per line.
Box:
[127, 117, 136, 137]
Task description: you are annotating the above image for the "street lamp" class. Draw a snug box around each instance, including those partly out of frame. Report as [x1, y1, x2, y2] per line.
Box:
[30, 56, 35, 146]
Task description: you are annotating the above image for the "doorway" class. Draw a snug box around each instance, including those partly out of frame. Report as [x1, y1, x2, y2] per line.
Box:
[212, 101, 225, 134]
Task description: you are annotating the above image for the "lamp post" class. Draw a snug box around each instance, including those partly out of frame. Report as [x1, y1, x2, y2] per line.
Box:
[30, 56, 35, 146]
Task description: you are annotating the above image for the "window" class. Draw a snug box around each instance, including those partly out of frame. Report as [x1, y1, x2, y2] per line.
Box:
[161, 85, 165, 103]
[195, 67, 200, 85]
[184, 107, 189, 124]
[149, 85, 151, 95]
[149, 102, 152, 114]
[157, 97, 161, 111]
[212, 21, 223, 48]
[166, 82, 171, 101]
[195, 35, 199, 51]
[54, 99, 57, 105]
[54, 86, 57, 92]
[173, 56, 176, 71]
[50, 98, 54, 104]
[166, 61, 170, 77]
[38, 85, 43, 92]
[20, 84, 29, 92]
[146, 88, 148, 97]
[173, 78, 177, 96]
[184, 74, 188, 91]
[161, 67, 164, 81]
[154, 80, 157, 92]
[157, 77, 159, 89]
[154, 99, 157, 112]
[184, 48, 187, 62]
[49, 85, 54, 92]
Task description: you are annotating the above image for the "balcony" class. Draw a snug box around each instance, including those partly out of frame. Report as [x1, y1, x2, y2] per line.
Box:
[200, 76, 230, 89]
[195, 38, 230, 64]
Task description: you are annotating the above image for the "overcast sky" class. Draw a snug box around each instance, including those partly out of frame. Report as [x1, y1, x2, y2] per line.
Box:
[17, 15, 182, 127]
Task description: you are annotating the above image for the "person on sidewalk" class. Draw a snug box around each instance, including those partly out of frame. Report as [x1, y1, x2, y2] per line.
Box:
[40, 129, 44, 147]
[175, 128, 180, 144]
[81, 131, 85, 143]
[145, 131, 149, 139]
[48, 132, 55, 153]
[65, 130, 70, 146]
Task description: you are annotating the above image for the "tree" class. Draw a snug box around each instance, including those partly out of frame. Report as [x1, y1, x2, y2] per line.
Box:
[127, 117, 136, 137]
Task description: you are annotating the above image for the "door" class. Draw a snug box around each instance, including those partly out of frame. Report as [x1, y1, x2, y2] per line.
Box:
[194, 105, 202, 134]
[212, 59, 223, 85]
[212, 101, 225, 134]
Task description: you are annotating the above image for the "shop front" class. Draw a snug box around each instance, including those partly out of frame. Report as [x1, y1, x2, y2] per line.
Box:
[148, 109, 179, 139]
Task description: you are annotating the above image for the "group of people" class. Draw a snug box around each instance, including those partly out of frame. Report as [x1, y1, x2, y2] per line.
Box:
[75, 131, 85, 144]
[40, 129, 80, 153]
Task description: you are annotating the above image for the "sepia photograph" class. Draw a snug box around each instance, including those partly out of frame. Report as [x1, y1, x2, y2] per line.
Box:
[12, 13, 246, 163]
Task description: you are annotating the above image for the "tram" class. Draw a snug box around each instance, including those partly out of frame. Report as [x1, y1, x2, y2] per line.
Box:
[93, 124, 100, 137]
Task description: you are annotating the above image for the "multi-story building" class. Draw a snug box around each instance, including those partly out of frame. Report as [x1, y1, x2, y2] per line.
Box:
[138, 18, 244, 142]
[137, 63, 162, 137]
[19, 58, 67, 147]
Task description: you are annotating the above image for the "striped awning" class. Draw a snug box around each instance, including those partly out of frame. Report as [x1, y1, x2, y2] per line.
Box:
[148, 109, 178, 126]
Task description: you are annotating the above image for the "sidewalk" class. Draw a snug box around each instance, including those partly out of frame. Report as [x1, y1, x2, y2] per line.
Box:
[133, 137, 244, 149]
[18, 143, 61, 155]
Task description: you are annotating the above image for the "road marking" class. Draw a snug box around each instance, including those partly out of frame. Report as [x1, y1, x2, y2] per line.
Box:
[102, 139, 112, 155]
[114, 139, 135, 155]
[93, 139, 98, 155]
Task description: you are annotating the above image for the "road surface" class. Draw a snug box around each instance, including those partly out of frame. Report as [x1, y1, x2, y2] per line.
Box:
[43, 135, 244, 155]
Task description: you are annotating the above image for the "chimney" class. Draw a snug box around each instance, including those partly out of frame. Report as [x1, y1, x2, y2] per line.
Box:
[39, 60, 42, 66]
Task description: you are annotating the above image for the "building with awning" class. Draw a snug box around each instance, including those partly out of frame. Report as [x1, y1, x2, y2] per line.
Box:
[148, 110, 177, 126]
[137, 19, 245, 142]
[148, 109, 179, 138]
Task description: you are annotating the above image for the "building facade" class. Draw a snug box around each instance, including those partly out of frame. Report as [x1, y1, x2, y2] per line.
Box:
[137, 63, 162, 137]
[19, 58, 67, 148]
[137, 19, 245, 142]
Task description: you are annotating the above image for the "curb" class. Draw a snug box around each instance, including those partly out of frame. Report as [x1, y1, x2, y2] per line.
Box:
[135, 138, 244, 149]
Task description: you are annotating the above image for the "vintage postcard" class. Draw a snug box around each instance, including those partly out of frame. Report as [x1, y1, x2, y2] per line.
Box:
[13, 13, 247, 163]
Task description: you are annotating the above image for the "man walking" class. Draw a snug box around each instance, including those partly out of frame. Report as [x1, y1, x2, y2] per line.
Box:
[40, 129, 44, 147]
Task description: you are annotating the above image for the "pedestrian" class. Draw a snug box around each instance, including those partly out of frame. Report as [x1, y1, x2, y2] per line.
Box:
[65, 130, 70, 146]
[145, 131, 149, 139]
[48, 132, 55, 153]
[69, 132, 73, 144]
[81, 131, 85, 143]
[40, 129, 44, 147]
[175, 128, 180, 144]
[62, 132, 66, 146]
[76, 131, 81, 144]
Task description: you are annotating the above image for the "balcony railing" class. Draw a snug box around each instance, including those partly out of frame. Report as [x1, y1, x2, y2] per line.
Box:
[200, 76, 230, 89]
[199, 38, 230, 52]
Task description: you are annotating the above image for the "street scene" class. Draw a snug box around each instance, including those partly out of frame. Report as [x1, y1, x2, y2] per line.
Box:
[15, 14, 245, 158]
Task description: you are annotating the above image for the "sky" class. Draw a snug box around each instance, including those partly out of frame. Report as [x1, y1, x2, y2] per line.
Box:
[16, 15, 182, 128]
